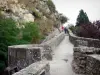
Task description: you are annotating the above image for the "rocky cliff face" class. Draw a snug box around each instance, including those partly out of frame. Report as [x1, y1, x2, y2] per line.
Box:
[17, 0, 61, 34]
[0, 0, 34, 22]
[0, 0, 61, 35]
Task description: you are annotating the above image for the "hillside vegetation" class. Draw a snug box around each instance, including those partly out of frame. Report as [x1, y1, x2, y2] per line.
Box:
[0, 0, 68, 73]
[69, 9, 100, 40]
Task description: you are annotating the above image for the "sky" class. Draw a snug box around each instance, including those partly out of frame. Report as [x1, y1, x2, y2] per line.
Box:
[52, 0, 100, 26]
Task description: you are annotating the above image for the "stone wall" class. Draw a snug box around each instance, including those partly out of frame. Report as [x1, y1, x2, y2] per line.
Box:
[41, 32, 65, 50]
[41, 32, 65, 60]
[86, 55, 100, 75]
[69, 29, 100, 48]
[42, 29, 60, 43]
[68, 29, 100, 75]
[8, 45, 44, 70]
[8, 32, 65, 74]
[72, 47, 100, 74]
[13, 61, 50, 75]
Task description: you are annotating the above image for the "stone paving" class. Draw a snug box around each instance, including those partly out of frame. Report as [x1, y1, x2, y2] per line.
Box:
[49, 35, 82, 75]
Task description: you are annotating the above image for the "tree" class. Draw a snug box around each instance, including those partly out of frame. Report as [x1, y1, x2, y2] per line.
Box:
[59, 14, 68, 24]
[68, 24, 75, 33]
[76, 9, 89, 26]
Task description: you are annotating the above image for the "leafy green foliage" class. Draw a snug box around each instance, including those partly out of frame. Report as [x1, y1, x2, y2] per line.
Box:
[75, 10, 100, 40]
[0, 15, 44, 74]
[0, 18, 19, 72]
[0, 19, 42, 72]
[60, 14, 68, 24]
[22, 22, 41, 43]
[75, 9, 91, 37]
[47, 0, 56, 13]
[68, 24, 75, 32]
[68, 24, 79, 35]
[0, 51, 6, 72]
[76, 9, 89, 26]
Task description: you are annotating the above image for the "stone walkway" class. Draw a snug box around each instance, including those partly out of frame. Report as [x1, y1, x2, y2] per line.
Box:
[49, 35, 79, 75]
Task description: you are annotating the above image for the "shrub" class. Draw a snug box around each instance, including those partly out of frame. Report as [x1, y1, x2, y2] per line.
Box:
[59, 14, 68, 24]
[0, 18, 44, 73]
[22, 22, 41, 43]
[0, 51, 6, 72]
[0, 18, 19, 72]
[68, 24, 80, 34]
[68, 24, 75, 32]
[74, 10, 100, 39]
[93, 20, 100, 29]
[76, 21, 100, 39]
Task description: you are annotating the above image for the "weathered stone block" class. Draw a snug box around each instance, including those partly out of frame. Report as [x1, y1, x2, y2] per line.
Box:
[74, 40, 88, 47]
[12, 61, 50, 75]
[69, 29, 100, 48]
[8, 45, 44, 69]
[69, 30, 100, 75]
[86, 55, 100, 75]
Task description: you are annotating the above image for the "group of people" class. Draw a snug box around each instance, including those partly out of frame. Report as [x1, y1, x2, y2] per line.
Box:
[61, 26, 68, 34]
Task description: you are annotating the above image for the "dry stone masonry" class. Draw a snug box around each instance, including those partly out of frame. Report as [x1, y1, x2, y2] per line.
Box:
[8, 45, 44, 70]
[8, 32, 65, 75]
[69, 30, 100, 48]
[12, 61, 50, 75]
[68, 29, 100, 75]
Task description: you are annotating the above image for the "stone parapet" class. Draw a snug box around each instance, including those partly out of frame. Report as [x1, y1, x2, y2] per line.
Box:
[8, 32, 65, 74]
[68, 29, 100, 48]
[73, 47, 100, 54]
[86, 55, 100, 75]
[68, 29, 100, 75]
[12, 61, 50, 75]
[73, 47, 100, 74]
[8, 44, 44, 70]
[72, 54, 100, 75]
[41, 32, 65, 50]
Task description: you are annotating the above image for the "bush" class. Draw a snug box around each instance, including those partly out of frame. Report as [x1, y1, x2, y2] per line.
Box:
[68, 24, 75, 32]
[76, 21, 100, 39]
[0, 51, 6, 72]
[59, 14, 68, 24]
[68, 24, 80, 34]
[75, 10, 100, 39]
[93, 20, 100, 29]
[0, 18, 19, 72]
[22, 22, 41, 43]
[0, 18, 43, 73]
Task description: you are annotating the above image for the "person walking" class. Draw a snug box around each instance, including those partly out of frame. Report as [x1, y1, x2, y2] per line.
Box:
[64, 27, 68, 34]
[61, 26, 64, 32]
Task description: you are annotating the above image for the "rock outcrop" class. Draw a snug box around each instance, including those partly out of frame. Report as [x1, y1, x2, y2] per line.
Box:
[0, 0, 61, 34]
[0, 0, 35, 22]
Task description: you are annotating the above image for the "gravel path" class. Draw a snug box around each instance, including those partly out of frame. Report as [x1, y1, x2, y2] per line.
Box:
[49, 35, 79, 75]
